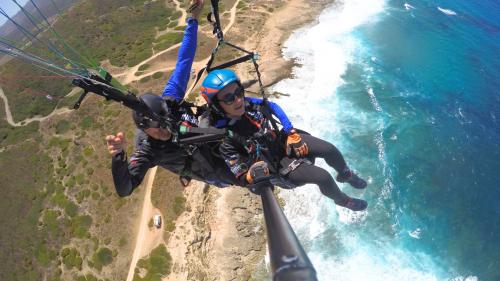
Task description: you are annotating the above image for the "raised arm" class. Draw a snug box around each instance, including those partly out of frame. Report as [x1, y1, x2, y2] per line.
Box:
[162, 0, 204, 101]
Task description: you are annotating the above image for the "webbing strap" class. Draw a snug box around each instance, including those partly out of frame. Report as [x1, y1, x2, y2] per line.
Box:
[279, 159, 312, 177]
[208, 53, 255, 71]
[209, 0, 224, 40]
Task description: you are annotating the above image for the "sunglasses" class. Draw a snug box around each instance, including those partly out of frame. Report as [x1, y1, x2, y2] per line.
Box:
[217, 87, 245, 105]
[144, 119, 161, 128]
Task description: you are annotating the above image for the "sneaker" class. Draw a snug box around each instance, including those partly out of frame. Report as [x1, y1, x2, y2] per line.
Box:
[179, 175, 191, 187]
[337, 197, 368, 211]
[337, 170, 367, 189]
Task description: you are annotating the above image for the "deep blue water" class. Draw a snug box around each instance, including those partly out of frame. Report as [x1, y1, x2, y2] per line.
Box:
[274, 0, 500, 280]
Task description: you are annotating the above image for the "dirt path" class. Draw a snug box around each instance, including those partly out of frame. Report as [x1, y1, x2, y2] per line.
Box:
[125, 166, 165, 281]
[115, 0, 240, 85]
[173, 0, 187, 25]
[0, 85, 74, 127]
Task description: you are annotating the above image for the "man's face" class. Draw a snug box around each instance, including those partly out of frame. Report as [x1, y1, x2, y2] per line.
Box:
[144, 127, 172, 141]
[216, 82, 245, 118]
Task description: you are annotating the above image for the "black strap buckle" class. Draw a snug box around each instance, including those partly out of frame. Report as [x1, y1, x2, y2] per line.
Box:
[279, 159, 312, 176]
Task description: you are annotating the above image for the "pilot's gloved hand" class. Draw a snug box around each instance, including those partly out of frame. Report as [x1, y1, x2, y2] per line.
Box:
[246, 161, 270, 184]
[188, 0, 205, 20]
[286, 129, 308, 158]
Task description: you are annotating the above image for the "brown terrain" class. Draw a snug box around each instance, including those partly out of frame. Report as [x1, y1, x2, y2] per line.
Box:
[0, 0, 334, 280]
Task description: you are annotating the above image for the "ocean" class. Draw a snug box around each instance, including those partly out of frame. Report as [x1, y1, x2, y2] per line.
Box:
[271, 0, 500, 280]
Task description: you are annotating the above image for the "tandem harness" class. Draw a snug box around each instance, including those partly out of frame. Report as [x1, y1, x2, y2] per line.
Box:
[279, 158, 312, 177]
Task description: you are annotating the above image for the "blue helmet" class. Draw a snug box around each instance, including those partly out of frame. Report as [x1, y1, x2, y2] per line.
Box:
[200, 69, 240, 103]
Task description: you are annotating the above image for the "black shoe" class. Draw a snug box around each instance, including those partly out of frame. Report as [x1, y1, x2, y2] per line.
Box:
[336, 197, 368, 211]
[337, 170, 367, 189]
[179, 175, 191, 187]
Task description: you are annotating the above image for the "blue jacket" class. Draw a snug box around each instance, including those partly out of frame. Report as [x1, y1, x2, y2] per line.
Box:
[162, 17, 198, 101]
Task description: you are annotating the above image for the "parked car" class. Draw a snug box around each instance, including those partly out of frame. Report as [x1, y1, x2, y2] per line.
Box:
[153, 214, 162, 229]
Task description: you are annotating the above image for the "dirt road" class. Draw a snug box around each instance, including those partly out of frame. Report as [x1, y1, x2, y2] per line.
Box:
[125, 167, 165, 281]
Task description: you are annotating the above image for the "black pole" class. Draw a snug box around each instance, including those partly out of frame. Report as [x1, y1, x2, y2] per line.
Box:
[259, 185, 318, 281]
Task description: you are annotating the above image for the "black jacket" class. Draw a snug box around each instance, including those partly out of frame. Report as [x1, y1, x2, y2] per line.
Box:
[112, 130, 238, 197]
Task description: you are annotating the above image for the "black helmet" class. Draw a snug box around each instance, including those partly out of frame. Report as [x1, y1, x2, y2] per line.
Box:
[133, 93, 170, 129]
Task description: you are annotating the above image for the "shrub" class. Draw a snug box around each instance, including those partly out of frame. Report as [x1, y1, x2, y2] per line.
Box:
[65, 201, 78, 218]
[138, 64, 150, 71]
[140, 76, 152, 83]
[55, 120, 71, 134]
[133, 245, 172, 281]
[42, 210, 60, 233]
[172, 196, 186, 215]
[71, 215, 92, 238]
[152, 72, 164, 79]
[60, 247, 82, 270]
[92, 247, 113, 271]
[83, 147, 93, 157]
[80, 116, 93, 129]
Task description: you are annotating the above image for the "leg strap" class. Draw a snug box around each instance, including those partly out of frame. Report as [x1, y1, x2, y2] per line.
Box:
[279, 158, 312, 177]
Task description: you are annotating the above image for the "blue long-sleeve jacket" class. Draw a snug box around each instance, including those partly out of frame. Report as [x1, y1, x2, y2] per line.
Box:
[162, 17, 198, 101]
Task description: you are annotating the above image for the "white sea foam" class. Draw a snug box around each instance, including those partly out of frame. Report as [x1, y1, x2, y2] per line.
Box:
[438, 7, 457, 16]
[404, 3, 415, 10]
[408, 228, 422, 239]
[447, 276, 479, 281]
[367, 87, 383, 112]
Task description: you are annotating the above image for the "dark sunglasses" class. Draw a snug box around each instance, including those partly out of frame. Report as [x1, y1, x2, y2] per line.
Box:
[218, 87, 245, 105]
[144, 119, 161, 129]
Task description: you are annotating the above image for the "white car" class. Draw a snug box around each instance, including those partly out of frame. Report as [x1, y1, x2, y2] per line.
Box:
[153, 215, 162, 229]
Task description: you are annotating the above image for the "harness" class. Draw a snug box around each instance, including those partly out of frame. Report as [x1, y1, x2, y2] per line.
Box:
[279, 158, 312, 177]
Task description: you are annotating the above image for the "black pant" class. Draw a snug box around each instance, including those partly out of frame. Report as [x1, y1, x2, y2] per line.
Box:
[280, 134, 349, 203]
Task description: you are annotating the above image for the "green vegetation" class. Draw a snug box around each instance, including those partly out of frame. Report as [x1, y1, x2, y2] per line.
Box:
[61, 247, 83, 270]
[91, 247, 114, 271]
[55, 0, 177, 67]
[80, 116, 94, 129]
[35, 243, 57, 267]
[43, 209, 61, 234]
[173, 196, 186, 216]
[154, 32, 183, 51]
[70, 214, 93, 238]
[150, 169, 186, 237]
[55, 119, 72, 134]
[133, 245, 172, 281]
[140, 76, 152, 83]
[152, 72, 164, 80]
[0, 121, 39, 146]
[76, 273, 101, 281]
[138, 64, 151, 72]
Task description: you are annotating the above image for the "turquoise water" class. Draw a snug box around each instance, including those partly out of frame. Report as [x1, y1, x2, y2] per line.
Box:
[273, 0, 499, 280]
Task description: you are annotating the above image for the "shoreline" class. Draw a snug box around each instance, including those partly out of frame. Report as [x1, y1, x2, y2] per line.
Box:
[237, 0, 335, 90]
